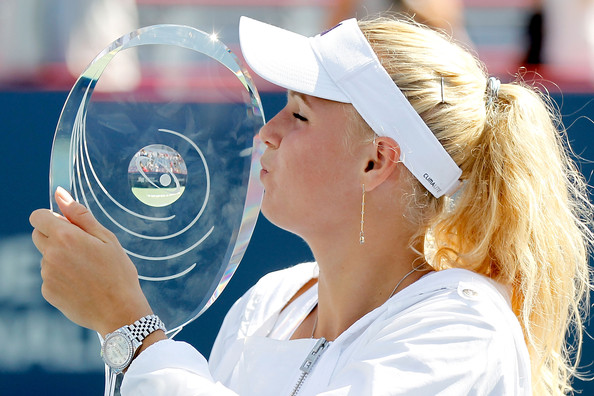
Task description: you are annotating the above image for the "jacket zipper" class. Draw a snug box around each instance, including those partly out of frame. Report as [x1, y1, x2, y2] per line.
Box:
[290, 337, 330, 396]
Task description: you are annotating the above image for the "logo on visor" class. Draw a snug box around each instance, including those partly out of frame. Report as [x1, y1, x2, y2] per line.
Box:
[320, 22, 343, 36]
[423, 173, 442, 193]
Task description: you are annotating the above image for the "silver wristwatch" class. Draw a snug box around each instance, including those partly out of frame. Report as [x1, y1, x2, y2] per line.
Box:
[101, 314, 166, 374]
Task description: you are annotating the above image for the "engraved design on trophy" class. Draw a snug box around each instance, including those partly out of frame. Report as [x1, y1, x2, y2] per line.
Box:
[49, 24, 265, 396]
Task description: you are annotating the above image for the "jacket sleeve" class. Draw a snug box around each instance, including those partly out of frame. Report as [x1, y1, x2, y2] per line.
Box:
[120, 288, 253, 396]
[120, 340, 239, 396]
[120, 263, 314, 395]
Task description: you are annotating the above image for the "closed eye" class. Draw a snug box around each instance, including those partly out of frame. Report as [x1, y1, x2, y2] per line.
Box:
[293, 113, 308, 122]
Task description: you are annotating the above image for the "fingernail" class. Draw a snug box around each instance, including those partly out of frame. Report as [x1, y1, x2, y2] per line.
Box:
[56, 186, 74, 204]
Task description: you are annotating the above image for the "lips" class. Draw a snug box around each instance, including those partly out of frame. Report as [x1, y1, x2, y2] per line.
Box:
[260, 157, 270, 173]
[259, 160, 269, 179]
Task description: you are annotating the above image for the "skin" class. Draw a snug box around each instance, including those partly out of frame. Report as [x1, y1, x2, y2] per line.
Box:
[261, 92, 427, 339]
[29, 187, 167, 351]
[29, 90, 428, 362]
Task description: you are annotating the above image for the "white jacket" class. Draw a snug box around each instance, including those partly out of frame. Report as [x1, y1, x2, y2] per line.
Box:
[122, 263, 532, 395]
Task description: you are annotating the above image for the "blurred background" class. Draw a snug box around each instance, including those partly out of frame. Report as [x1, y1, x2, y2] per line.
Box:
[1, 0, 594, 395]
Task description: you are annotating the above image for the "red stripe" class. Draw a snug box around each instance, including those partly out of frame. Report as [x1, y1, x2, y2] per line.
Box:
[137, 0, 338, 7]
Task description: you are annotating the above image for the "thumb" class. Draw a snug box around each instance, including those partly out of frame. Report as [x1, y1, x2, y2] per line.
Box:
[55, 186, 112, 242]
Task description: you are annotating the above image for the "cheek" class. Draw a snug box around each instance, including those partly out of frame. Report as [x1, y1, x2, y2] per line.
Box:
[287, 145, 334, 188]
[261, 147, 332, 217]
[261, 146, 362, 233]
[289, 149, 355, 209]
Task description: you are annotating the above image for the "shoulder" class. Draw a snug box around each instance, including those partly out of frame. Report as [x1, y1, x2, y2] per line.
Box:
[392, 268, 513, 312]
[251, 261, 319, 297]
[222, 261, 318, 334]
[211, 262, 318, 363]
[209, 262, 318, 378]
[324, 269, 531, 394]
[381, 268, 523, 344]
[355, 269, 531, 393]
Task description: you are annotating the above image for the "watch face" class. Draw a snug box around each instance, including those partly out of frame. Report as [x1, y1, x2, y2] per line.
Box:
[103, 332, 133, 370]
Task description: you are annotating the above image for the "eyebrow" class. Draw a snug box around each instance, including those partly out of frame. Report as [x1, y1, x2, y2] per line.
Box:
[287, 90, 311, 107]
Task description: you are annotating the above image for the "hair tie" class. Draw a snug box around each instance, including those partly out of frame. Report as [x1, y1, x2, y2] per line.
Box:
[486, 76, 501, 106]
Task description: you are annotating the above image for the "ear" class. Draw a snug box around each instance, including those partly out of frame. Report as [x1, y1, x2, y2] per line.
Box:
[361, 137, 401, 191]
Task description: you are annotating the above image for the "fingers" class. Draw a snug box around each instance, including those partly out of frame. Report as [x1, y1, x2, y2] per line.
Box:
[29, 188, 153, 334]
[29, 187, 113, 244]
[29, 209, 66, 239]
[54, 187, 114, 243]
[31, 228, 48, 254]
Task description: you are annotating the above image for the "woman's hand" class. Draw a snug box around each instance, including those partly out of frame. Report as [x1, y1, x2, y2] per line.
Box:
[29, 187, 153, 337]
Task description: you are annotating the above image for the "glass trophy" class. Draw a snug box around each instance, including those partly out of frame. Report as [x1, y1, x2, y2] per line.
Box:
[49, 25, 265, 395]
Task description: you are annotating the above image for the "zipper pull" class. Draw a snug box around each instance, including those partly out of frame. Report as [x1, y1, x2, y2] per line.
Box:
[300, 337, 329, 374]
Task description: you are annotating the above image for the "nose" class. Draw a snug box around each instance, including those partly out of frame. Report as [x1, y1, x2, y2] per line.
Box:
[259, 110, 284, 149]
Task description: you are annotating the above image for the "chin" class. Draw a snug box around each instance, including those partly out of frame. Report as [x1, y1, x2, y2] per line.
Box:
[260, 202, 282, 227]
[260, 202, 302, 236]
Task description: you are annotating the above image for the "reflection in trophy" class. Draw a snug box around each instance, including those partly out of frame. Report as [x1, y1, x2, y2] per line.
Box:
[128, 144, 188, 207]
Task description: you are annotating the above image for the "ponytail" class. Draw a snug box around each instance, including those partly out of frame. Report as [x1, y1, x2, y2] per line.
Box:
[432, 81, 593, 395]
[360, 16, 594, 395]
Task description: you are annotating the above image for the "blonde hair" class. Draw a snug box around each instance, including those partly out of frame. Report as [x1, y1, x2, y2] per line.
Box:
[357, 16, 594, 395]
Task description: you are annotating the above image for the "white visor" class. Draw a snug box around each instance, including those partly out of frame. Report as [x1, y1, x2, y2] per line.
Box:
[239, 16, 462, 197]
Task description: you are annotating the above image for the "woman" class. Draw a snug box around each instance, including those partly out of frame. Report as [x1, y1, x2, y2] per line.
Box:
[30, 15, 592, 395]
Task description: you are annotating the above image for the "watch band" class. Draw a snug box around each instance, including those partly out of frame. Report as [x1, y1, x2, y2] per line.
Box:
[101, 314, 167, 374]
[125, 314, 167, 343]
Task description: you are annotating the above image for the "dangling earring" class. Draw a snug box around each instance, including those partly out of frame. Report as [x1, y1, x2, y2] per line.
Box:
[360, 184, 365, 244]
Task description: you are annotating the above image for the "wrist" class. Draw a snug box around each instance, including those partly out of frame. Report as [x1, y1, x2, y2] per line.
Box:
[134, 329, 167, 360]
[98, 302, 154, 338]
[101, 314, 167, 374]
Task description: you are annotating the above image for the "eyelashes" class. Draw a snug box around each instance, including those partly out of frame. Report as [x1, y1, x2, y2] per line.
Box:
[293, 113, 308, 122]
